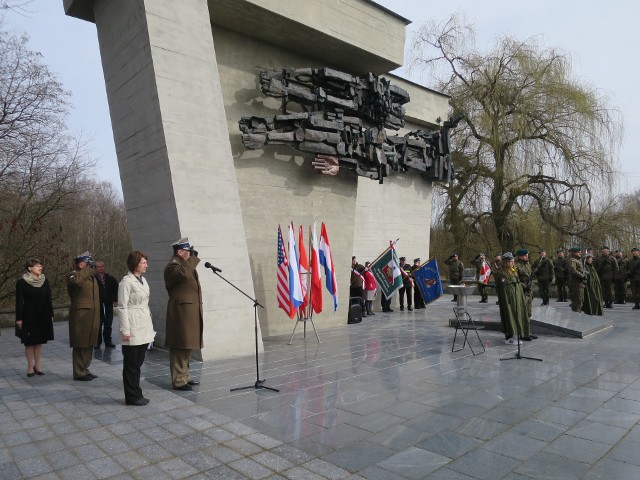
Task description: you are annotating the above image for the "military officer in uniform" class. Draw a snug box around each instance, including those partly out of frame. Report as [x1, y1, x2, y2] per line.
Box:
[411, 258, 426, 309]
[164, 238, 203, 391]
[444, 253, 464, 302]
[553, 249, 569, 302]
[532, 249, 555, 306]
[67, 252, 100, 381]
[514, 249, 536, 341]
[567, 247, 586, 312]
[613, 250, 628, 304]
[398, 257, 413, 311]
[594, 246, 618, 308]
[628, 247, 640, 310]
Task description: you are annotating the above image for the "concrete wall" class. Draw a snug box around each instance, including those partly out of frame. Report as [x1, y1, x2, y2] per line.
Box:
[91, 0, 259, 360]
[64, 0, 450, 353]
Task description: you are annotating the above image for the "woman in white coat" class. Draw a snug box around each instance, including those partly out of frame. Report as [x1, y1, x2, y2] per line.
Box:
[118, 251, 155, 406]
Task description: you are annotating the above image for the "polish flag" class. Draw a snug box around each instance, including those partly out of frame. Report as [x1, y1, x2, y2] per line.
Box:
[310, 222, 323, 314]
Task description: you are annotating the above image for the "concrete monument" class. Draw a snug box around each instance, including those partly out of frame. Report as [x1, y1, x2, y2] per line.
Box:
[64, 0, 450, 361]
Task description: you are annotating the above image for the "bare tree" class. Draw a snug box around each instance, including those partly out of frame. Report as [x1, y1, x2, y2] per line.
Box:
[413, 14, 623, 252]
[0, 29, 93, 305]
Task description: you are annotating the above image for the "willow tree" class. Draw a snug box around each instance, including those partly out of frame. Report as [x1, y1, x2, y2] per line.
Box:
[411, 15, 623, 252]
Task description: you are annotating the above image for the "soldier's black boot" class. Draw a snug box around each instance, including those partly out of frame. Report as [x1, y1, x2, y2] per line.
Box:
[633, 303, 640, 310]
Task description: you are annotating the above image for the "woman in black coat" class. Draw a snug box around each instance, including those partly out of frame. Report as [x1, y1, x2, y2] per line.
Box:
[15, 258, 54, 377]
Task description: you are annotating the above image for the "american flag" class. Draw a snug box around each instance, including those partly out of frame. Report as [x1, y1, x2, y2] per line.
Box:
[277, 225, 295, 318]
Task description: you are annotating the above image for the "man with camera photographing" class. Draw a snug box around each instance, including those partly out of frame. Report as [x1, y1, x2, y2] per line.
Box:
[67, 252, 101, 381]
[164, 238, 203, 391]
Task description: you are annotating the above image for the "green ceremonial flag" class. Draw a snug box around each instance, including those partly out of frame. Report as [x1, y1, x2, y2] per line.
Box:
[370, 245, 403, 299]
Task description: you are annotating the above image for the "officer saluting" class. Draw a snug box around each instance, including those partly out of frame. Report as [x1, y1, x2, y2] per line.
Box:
[164, 238, 203, 391]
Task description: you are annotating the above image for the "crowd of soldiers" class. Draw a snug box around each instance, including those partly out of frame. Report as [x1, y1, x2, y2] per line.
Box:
[444, 246, 640, 313]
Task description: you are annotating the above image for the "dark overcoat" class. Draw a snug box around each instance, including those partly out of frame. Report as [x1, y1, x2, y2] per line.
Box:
[15, 278, 54, 345]
[164, 255, 203, 349]
[67, 267, 100, 347]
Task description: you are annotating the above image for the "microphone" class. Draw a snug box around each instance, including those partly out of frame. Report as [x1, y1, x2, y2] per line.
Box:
[204, 262, 222, 273]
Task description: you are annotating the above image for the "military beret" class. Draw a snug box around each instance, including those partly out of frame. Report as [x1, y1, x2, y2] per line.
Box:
[502, 252, 514, 259]
[172, 238, 190, 250]
[539, 249, 546, 253]
[515, 249, 528, 256]
[632, 247, 640, 252]
[601, 245, 610, 250]
[451, 253, 458, 257]
[569, 246, 581, 252]
[614, 249, 621, 253]
[413, 258, 421, 263]
[399, 256, 406, 261]
[556, 248, 564, 253]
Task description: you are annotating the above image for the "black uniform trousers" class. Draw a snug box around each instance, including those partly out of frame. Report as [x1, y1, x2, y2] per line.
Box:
[399, 285, 412, 309]
[122, 344, 147, 403]
[97, 302, 114, 346]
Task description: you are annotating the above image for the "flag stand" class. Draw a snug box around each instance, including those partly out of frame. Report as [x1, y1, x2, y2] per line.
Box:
[287, 314, 321, 345]
[288, 228, 321, 345]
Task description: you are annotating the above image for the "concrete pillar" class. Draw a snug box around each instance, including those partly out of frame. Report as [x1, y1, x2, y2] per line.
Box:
[92, 0, 260, 360]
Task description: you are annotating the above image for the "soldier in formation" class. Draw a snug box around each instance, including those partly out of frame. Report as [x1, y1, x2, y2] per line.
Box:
[594, 246, 618, 309]
[613, 249, 628, 304]
[411, 258, 426, 309]
[553, 250, 569, 302]
[532, 249, 555, 306]
[398, 257, 413, 311]
[567, 247, 586, 312]
[629, 247, 640, 310]
[444, 253, 464, 302]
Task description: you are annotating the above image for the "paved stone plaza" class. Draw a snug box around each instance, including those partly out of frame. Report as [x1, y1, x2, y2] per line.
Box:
[2, 296, 640, 479]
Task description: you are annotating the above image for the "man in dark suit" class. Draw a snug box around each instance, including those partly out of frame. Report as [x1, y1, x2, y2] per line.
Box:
[164, 238, 203, 391]
[94, 261, 119, 349]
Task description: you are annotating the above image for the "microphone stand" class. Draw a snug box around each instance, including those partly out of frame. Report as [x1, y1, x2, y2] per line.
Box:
[205, 267, 279, 393]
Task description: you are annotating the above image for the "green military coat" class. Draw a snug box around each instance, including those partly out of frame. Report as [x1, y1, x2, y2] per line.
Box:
[164, 255, 203, 350]
[583, 265, 603, 316]
[67, 266, 100, 348]
[494, 270, 527, 337]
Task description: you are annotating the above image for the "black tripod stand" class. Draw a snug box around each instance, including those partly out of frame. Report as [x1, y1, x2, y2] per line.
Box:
[205, 268, 279, 393]
[500, 321, 542, 362]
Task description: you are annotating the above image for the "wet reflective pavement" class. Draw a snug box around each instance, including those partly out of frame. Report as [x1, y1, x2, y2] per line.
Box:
[3, 296, 640, 479]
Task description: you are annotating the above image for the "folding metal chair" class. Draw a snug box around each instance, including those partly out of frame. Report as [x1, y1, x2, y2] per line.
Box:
[451, 306, 485, 355]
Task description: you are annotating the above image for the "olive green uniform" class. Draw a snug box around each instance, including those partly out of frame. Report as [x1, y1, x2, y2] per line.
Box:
[532, 256, 555, 305]
[553, 255, 569, 302]
[628, 255, 640, 309]
[614, 256, 628, 304]
[594, 254, 618, 308]
[515, 259, 533, 319]
[444, 257, 464, 301]
[494, 270, 528, 338]
[583, 264, 603, 316]
[567, 255, 586, 312]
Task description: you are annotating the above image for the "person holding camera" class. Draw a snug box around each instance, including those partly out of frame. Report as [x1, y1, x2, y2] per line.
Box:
[67, 252, 101, 381]
[164, 238, 203, 391]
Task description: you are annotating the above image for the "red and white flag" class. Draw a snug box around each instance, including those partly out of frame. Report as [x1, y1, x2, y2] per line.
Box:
[310, 222, 323, 314]
[298, 225, 309, 312]
[277, 225, 295, 318]
[479, 259, 491, 284]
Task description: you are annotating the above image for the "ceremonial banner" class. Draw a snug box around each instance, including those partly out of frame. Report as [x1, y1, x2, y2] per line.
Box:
[479, 259, 491, 284]
[413, 257, 444, 305]
[370, 243, 403, 299]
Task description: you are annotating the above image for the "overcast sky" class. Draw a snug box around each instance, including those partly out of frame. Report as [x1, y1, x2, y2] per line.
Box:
[4, 0, 639, 195]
